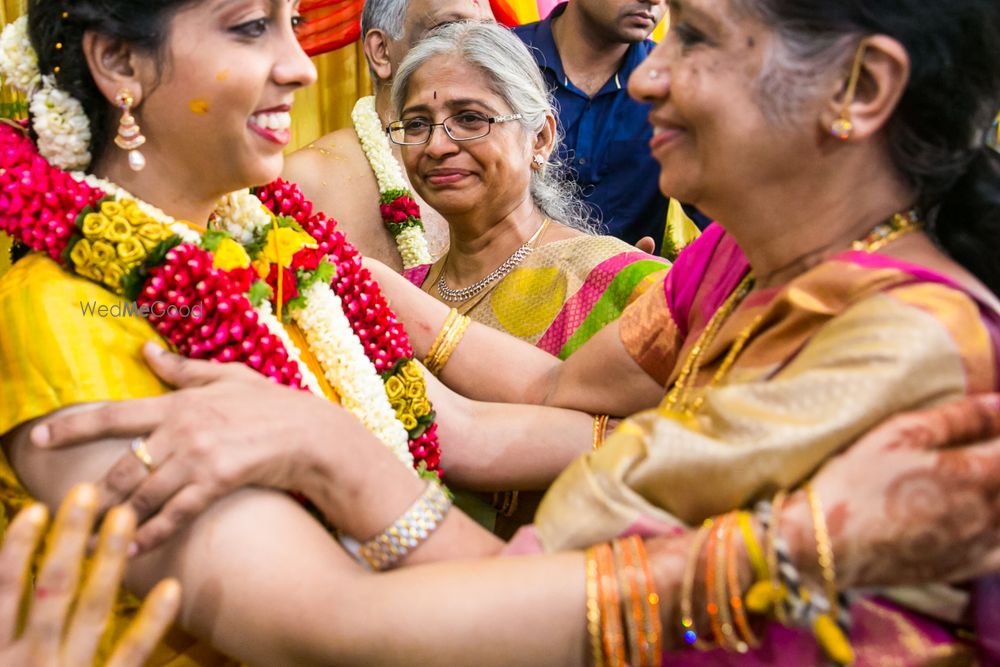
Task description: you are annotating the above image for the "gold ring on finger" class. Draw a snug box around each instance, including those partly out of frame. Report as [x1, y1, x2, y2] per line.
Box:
[129, 436, 155, 472]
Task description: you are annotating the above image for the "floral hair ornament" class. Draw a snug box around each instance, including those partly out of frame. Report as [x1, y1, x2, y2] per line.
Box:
[0, 16, 91, 170]
[830, 38, 869, 141]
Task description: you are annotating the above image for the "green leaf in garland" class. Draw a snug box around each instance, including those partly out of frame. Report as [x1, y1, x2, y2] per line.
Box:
[312, 257, 336, 285]
[247, 280, 272, 308]
[380, 189, 410, 205]
[199, 229, 230, 252]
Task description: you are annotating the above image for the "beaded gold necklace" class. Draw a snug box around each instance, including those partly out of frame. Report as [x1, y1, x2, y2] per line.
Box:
[661, 210, 923, 422]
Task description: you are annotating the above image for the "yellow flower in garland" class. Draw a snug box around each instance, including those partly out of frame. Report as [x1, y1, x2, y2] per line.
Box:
[69, 238, 92, 267]
[89, 240, 115, 265]
[105, 216, 133, 243]
[100, 201, 124, 217]
[102, 262, 126, 290]
[384, 375, 406, 401]
[400, 360, 423, 383]
[411, 398, 431, 419]
[116, 237, 146, 264]
[399, 413, 418, 431]
[213, 238, 252, 272]
[259, 227, 317, 269]
[81, 212, 110, 238]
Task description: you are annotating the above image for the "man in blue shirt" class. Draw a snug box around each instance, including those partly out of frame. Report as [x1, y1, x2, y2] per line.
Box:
[514, 0, 672, 251]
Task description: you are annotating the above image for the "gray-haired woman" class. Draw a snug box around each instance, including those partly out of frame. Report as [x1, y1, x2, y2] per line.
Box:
[393, 22, 669, 359]
[387, 20, 670, 533]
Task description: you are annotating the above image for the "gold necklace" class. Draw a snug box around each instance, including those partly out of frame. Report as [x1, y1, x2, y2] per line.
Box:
[661, 210, 923, 422]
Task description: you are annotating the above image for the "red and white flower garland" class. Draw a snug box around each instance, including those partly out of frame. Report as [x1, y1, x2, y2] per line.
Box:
[0, 123, 443, 477]
[352, 96, 432, 269]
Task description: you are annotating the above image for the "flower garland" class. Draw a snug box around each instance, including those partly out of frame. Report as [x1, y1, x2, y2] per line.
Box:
[0, 18, 90, 170]
[351, 96, 431, 270]
[0, 123, 444, 477]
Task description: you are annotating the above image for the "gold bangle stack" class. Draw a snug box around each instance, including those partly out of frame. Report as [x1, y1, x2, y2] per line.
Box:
[491, 490, 519, 517]
[423, 308, 471, 376]
[358, 481, 452, 571]
[585, 536, 662, 667]
[592, 414, 610, 450]
[679, 510, 774, 655]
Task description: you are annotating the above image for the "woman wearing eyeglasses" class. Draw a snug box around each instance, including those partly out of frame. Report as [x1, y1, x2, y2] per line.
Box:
[390, 23, 670, 362]
[383, 23, 670, 533]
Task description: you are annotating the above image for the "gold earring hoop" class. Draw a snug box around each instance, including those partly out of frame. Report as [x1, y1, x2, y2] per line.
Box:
[115, 90, 147, 171]
[830, 40, 868, 140]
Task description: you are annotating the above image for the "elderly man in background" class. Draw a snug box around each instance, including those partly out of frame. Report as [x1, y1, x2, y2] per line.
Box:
[284, 0, 494, 272]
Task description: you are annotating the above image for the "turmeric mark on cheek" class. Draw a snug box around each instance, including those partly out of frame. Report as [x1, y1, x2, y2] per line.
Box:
[189, 99, 210, 115]
[216, 69, 230, 81]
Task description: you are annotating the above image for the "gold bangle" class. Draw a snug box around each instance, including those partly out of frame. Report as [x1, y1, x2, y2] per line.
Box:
[425, 309, 460, 365]
[737, 510, 768, 583]
[593, 414, 610, 450]
[423, 309, 471, 376]
[357, 481, 451, 571]
[585, 547, 606, 667]
[680, 518, 713, 650]
[726, 513, 759, 651]
[628, 536, 662, 666]
[805, 484, 839, 618]
[491, 490, 519, 517]
[714, 513, 743, 651]
[766, 490, 789, 624]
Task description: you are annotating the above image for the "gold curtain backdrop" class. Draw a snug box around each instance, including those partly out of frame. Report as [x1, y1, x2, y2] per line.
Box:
[0, 2, 370, 279]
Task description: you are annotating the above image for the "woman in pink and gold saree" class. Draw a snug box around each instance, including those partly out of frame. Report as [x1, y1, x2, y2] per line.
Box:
[7, 10, 1000, 667]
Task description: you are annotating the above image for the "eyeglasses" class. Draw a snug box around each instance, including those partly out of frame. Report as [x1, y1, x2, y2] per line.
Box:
[386, 111, 523, 146]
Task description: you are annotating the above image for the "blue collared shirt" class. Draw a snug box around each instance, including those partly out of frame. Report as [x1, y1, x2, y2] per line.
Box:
[514, 3, 670, 250]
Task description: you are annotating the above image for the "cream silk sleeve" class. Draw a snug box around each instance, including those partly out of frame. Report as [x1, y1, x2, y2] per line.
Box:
[534, 288, 993, 551]
[0, 253, 170, 437]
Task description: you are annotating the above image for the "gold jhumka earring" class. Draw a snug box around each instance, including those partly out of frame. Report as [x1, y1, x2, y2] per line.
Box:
[114, 90, 147, 171]
[830, 40, 868, 140]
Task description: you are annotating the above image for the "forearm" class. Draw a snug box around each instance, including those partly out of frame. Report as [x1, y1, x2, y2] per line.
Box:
[298, 410, 504, 564]
[366, 257, 562, 403]
[439, 397, 594, 492]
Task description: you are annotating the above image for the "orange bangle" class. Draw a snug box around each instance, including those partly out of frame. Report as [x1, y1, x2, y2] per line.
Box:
[629, 535, 663, 666]
[596, 544, 626, 666]
[613, 539, 645, 665]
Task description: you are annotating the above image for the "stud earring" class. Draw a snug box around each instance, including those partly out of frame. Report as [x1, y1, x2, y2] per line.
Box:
[114, 90, 147, 171]
[532, 155, 545, 168]
[829, 40, 868, 141]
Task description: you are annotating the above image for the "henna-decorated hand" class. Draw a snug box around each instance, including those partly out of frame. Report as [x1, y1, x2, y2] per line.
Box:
[787, 394, 1000, 588]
